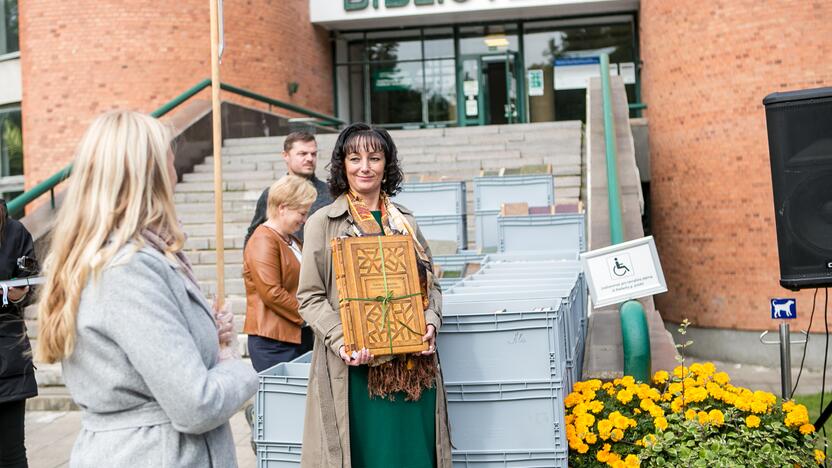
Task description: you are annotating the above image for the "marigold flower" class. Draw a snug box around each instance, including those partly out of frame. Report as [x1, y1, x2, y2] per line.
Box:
[624, 454, 641, 467]
[815, 449, 825, 464]
[617, 389, 634, 405]
[585, 431, 598, 444]
[685, 408, 697, 420]
[745, 415, 761, 428]
[654, 416, 668, 431]
[697, 411, 709, 425]
[653, 370, 669, 384]
[610, 428, 624, 442]
[708, 409, 725, 427]
[800, 423, 816, 435]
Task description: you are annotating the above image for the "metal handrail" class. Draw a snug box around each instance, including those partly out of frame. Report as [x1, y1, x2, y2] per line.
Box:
[7, 79, 343, 216]
[599, 53, 652, 382]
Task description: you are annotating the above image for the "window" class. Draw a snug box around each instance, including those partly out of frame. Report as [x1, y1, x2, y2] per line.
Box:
[523, 19, 637, 121]
[335, 27, 457, 127]
[0, 107, 23, 201]
[0, 0, 19, 56]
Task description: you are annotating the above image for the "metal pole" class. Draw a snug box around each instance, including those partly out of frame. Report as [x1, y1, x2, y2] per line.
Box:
[210, 0, 225, 305]
[779, 322, 792, 400]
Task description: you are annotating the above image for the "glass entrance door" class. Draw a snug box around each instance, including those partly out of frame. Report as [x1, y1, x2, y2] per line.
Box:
[459, 52, 520, 126]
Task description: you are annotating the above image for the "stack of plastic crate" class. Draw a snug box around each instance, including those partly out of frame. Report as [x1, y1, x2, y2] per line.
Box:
[438, 252, 585, 467]
[253, 352, 312, 468]
[473, 175, 554, 252]
[392, 181, 467, 250]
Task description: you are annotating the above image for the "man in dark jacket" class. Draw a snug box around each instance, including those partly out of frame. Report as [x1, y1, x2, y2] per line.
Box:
[244, 131, 332, 245]
[0, 199, 37, 468]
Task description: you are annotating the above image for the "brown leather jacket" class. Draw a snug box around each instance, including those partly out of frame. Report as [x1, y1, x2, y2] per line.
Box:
[243, 224, 304, 343]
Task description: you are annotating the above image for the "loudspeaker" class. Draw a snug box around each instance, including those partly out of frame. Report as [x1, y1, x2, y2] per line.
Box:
[764, 87, 832, 290]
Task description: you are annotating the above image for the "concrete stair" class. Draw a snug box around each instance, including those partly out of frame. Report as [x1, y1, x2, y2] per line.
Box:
[29, 121, 585, 410]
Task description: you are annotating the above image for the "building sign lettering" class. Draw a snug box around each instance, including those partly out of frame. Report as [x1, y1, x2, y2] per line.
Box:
[345, 0, 468, 11]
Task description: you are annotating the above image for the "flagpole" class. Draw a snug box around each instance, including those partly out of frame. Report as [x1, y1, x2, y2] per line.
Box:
[209, 0, 225, 305]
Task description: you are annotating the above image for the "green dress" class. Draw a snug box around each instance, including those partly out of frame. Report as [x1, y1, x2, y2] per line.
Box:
[347, 210, 437, 468]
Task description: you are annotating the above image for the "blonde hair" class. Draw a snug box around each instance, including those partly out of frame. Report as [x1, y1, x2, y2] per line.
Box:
[37, 110, 183, 363]
[266, 175, 316, 219]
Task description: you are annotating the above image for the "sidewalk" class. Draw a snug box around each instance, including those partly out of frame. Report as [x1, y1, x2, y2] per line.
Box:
[24, 410, 256, 468]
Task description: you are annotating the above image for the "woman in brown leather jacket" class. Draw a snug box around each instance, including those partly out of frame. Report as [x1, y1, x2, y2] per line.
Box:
[243, 174, 317, 372]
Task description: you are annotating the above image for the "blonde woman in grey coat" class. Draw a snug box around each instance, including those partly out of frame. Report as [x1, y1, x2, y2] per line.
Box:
[36, 111, 257, 468]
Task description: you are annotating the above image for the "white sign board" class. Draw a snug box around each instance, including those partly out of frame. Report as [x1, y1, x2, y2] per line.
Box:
[527, 69, 544, 96]
[580, 236, 667, 308]
[554, 57, 618, 91]
[465, 98, 478, 116]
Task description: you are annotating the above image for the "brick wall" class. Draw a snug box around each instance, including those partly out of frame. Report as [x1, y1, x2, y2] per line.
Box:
[20, 0, 332, 193]
[640, 0, 832, 331]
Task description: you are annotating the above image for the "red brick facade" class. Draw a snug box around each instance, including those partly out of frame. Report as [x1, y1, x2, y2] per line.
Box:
[641, 0, 832, 331]
[19, 0, 332, 192]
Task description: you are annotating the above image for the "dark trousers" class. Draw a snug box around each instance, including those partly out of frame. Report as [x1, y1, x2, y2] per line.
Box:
[248, 327, 314, 373]
[0, 399, 28, 468]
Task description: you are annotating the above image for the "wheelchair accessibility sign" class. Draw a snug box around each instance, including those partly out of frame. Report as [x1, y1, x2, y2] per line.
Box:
[770, 298, 796, 319]
[580, 236, 667, 308]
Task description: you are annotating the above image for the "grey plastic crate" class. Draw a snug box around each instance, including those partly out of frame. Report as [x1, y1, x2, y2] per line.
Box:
[257, 442, 301, 468]
[446, 381, 567, 454]
[417, 214, 467, 247]
[451, 450, 568, 468]
[498, 213, 586, 256]
[475, 210, 500, 251]
[473, 175, 555, 211]
[254, 352, 311, 444]
[444, 294, 570, 316]
[448, 280, 577, 294]
[439, 308, 568, 385]
[394, 181, 466, 216]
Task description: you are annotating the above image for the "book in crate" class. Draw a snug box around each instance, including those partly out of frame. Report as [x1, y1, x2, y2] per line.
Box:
[331, 235, 428, 357]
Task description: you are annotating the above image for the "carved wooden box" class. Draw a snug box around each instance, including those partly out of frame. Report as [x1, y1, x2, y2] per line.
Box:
[331, 235, 428, 357]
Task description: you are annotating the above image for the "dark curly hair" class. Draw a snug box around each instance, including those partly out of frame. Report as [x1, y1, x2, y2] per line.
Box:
[328, 123, 404, 198]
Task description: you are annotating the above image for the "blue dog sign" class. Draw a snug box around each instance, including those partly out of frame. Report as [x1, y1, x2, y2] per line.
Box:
[770, 298, 796, 319]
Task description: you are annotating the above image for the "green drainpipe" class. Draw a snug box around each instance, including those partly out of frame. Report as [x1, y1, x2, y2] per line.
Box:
[599, 54, 651, 383]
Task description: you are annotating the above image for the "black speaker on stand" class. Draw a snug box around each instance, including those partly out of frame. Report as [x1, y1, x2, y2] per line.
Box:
[764, 87, 832, 291]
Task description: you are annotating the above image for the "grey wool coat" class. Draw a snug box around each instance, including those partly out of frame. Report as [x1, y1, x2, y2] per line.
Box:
[61, 244, 258, 468]
[296, 194, 453, 468]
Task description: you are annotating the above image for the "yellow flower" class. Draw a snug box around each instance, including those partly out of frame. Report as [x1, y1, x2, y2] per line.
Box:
[815, 449, 825, 464]
[782, 400, 796, 412]
[590, 400, 605, 414]
[654, 416, 668, 431]
[671, 397, 684, 413]
[642, 434, 657, 447]
[597, 449, 610, 463]
[624, 454, 641, 468]
[697, 411, 709, 425]
[610, 428, 624, 442]
[800, 423, 816, 435]
[585, 432, 598, 444]
[598, 419, 613, 440]
[708, 409, 725, 427]
[648, 405, 665, 419]
[577, 442, 589, 454]
[673, 365, 689, 379]
[745, 415, 761, 428]
[617, 389, 634, 405]
[653, 370, 669, 385]
[685, 408, 697, 420]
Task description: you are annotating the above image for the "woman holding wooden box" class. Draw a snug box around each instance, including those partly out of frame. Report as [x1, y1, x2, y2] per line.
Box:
[297, 123, 451, 468]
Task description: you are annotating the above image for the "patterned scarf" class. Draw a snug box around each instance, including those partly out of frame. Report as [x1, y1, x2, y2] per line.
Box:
[140, 227, 199, 291]
[346, 191, 438, 401]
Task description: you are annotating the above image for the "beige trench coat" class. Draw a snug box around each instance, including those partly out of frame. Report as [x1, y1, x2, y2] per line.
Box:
[297, 194, 452, 468]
